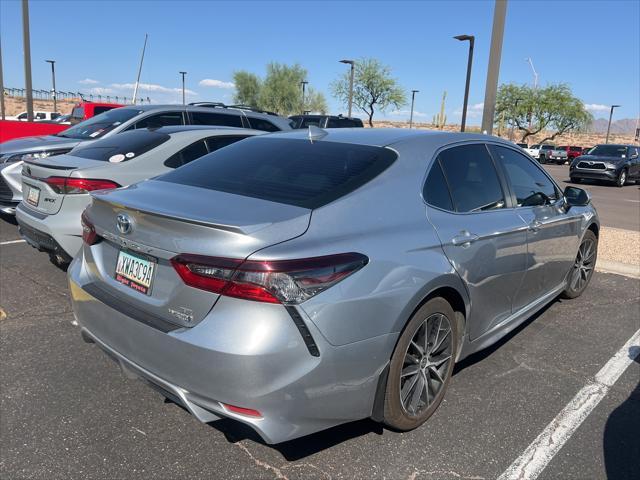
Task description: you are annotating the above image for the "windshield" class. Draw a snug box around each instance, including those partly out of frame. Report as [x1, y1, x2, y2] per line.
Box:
[587, 145, 628, 157]
[531, 144, 540, 149]
[57, 108, 141, 140]
[541, 145, 555, 150]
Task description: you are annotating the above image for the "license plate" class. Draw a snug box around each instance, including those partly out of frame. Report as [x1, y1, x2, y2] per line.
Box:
[115, 250, 156, 295]
[26, 186, 40, 207]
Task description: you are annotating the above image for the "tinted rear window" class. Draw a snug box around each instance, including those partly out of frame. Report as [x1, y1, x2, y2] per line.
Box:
[71, 130, 170, 162]
[247, 117, 281, 132]
[158, 137, 397, 209]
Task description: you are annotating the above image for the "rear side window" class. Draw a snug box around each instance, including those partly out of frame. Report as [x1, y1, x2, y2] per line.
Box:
[93, 106, 116, 116]
[488, 144, 558, 206]
[134, 112, 184, 129]
[205, 135, 249, 152]
[158, 137, 397, 209]
[246, 117, 280, 132]
[164, 140, 208, 168]
[423, 161, 453, 211]
[72, 130, 170, 162]
[191, 111, 243, 128]
[326, 118, 362, 128]
[71, 107, 84, 119]
[438, 144, 505, 212]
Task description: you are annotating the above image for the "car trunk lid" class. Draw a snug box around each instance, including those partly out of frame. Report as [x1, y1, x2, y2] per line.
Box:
[83, 180, 311, 328]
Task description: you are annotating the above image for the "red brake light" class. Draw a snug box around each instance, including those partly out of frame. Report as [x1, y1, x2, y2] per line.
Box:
[44, 176, 120, 194]
[171, 253, 368, 304]
[81, 210, 99, 245]
[221, 403, 262, 418]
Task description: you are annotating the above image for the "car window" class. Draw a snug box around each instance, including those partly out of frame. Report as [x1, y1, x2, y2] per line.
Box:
[72, 129, 171, 162]
[437, 144, 505, 213]
[570, 146, 582, 152]
[164, 140, 209, 168]
[423, 160, 453, 211]
[35, 113, 46, 119]
[191, 111, 243, 128]
[51, 113, 60, 120]
[246, 117, 280, 132]
[158, 137, 397, 209]
[59, 108, 141, 139]
[488, 144, 558, 207]
[71, 107, 85, 119]
[93, 106, 116, 115]
[326, 118, 362, 128]
[134, 112, 184, 129]
[205, 135, 249, 153]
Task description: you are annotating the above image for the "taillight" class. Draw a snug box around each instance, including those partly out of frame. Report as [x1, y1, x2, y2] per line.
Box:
[44, 176, 120, 194]
[171, 253, 368, 304]
[81, 210, 99, 245]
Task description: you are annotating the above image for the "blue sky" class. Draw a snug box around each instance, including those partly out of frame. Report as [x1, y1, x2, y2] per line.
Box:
[1, 0, 638, 124]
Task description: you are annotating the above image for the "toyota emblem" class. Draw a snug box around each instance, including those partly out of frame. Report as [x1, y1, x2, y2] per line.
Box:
[116, 213, 133, 235]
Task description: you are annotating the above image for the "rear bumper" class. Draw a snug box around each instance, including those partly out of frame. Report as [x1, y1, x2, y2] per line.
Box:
[15, 201, 83, 258]
[68, 254, 395, 444]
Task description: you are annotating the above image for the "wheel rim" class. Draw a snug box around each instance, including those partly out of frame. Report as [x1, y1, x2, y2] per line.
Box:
[399, 313, 453, 416]
[619, 171, 626, 185]
[570, 238, 596, 291]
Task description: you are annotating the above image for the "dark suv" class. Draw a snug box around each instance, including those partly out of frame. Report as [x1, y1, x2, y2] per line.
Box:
[570, 144, 640, 187]
[289, 115, 364, 129]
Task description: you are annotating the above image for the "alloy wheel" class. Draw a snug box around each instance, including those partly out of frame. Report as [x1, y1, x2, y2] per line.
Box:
[570, 238, 596, 292]
[399, 313, 453, 416]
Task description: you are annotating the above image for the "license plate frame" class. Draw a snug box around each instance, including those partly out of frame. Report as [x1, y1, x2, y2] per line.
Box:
[114, 249, 156, 295]
[26, 185, 40, 207]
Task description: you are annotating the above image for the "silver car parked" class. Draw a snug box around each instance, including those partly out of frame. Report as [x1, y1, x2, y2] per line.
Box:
[69, 129, 599, 444]
[17, 126, 261, 265]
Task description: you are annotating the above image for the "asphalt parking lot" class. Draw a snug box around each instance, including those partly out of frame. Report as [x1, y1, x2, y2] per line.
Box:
[543, 164, 640, 232]
[1, 215, 638, 480]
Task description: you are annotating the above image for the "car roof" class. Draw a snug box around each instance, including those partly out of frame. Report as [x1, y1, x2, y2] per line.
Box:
[263, 127, 499, 147]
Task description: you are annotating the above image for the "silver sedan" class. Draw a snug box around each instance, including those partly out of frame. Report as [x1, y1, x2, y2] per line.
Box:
[68, 128, 599, 443]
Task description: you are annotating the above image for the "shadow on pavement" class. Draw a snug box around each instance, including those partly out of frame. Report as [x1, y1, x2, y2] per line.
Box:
[603, 347, 640, 480]
[1, 212, 18, 225]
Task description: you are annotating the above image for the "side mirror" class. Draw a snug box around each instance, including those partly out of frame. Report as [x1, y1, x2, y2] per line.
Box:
[564, 186, 591, 208]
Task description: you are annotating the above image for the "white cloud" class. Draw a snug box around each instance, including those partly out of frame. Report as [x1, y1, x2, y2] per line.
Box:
[110, 82, 197, 96]
[78, 78, 99, 85]
[199, 79, 235, 89]
[454, 102, 484, 118]
[584, 103, 609, 112]
[88, 87, 114, 95]
[389, 109, 429, 118]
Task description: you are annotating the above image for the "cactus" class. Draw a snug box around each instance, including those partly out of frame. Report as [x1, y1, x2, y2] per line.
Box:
[434, 91, 447, 129]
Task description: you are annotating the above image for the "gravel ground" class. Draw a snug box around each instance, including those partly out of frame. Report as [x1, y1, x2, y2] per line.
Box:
[598, 226, 640, 266]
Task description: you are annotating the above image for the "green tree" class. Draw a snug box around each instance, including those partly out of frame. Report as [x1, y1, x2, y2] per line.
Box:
[495, 83, 593, 143]
[331, 58, 406, 127]
[232, 71, 262, 107]
[304, 87, 328, 114]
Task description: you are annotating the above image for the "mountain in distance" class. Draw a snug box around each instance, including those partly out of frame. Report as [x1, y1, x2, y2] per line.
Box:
[588, 118, 637, 134]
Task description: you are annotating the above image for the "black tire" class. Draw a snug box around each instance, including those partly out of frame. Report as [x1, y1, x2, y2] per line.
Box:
[615, 169, 627, 187]
[383, 298, 458, 431]
[571, 177, 581, 184]
[562, 229, 597, 299]
[538, 155, 546, 164]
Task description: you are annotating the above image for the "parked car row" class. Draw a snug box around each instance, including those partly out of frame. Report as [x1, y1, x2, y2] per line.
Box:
[3, 106, 601, 445]
[520, 143, 592, 164]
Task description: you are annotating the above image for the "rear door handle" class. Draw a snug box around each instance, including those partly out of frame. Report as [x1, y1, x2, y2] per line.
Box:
[528, 220, 542, 233]
[451, 232, 479, 247]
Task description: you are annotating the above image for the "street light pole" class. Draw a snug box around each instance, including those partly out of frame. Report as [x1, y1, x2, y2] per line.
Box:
[21, 0, 34, 121]
[409, 90, 419, 128]
[454, 34, 475, 132]
[300, 80, 308, 114]
[481, 0, 508, 135]
[179, 71, 187, 105]
[605, 104, 620, 144]
[46, 60, 57, 113]
[0, 34, 5, 120]
[340, 59, 355, 117]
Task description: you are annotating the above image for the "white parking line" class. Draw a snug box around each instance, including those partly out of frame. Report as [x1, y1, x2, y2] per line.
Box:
[0, 239, 26, 246]
[498, 329, 640, 480]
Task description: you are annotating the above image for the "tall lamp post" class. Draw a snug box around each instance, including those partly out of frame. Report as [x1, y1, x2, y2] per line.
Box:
[179, 71, 187, 105]
[46, 59, 56, 113]
[605, 104, 620, 144]
[300, 80, 308, 114]
[339, 59, 355, 117]
[409, 90, 419, 128]
[481, 0, 508, 135]
[454, 35, 474, 132]
[22, 0, 34, 121]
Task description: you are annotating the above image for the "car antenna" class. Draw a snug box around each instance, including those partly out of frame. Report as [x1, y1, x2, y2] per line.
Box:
[308, 125, 328, 143]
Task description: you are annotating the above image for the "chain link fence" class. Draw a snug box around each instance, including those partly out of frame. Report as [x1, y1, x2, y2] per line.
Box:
[3, 87, 151, 104]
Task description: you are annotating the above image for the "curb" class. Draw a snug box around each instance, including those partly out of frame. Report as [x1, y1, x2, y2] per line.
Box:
[596, 260, 640, 279]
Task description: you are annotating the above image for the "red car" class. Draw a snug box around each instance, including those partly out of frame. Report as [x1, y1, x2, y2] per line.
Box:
[557, 146, 584, 161]
[69, 102, 122, 124]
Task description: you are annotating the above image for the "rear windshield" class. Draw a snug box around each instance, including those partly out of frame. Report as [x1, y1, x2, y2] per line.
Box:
[158, 137, 397, 209]
[70, 130, 170, 162]
[587, 145, 628, 157]
[57, 108, 141, 140]
[290, 117, 322, 129]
